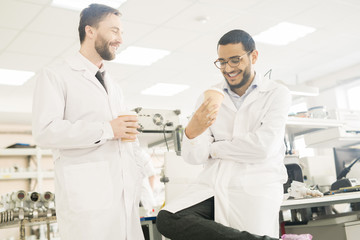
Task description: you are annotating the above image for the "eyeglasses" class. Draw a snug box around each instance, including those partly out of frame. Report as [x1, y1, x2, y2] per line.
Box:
[214, 51, 252, 69]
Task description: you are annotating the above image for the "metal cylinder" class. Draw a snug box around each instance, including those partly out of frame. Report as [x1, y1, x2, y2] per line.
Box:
[11, 190, 26, 201]
[41, 191, 54, 202]
[27, 192, 40, 202]
[9, 210, 14, 222]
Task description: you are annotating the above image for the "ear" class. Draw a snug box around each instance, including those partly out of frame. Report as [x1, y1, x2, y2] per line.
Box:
[250, 50, 259, 64]
[84, 25, 96, 40]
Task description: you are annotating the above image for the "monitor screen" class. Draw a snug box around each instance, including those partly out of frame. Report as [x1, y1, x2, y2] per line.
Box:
[333, 147, 360, 179]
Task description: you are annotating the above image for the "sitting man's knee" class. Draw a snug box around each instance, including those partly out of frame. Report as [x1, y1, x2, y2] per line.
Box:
[156, 210, 176, 236]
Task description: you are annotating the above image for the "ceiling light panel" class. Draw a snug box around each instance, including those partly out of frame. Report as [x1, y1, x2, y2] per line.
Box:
[0, 69, 35, 86]
[254, 22, 316, 46]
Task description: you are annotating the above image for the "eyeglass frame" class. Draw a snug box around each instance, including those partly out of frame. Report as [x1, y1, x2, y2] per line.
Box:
[213, 50, 253, 69]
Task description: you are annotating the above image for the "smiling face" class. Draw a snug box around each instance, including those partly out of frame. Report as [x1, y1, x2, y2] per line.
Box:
[93, 13, 122, 61]
[217, 43, 258, 93]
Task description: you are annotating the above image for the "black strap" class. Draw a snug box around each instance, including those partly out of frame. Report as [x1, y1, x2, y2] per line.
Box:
[95, 71, 107, 92]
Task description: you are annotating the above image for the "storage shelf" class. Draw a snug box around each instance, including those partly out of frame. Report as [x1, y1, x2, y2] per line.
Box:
[0, 171, 54, 180]
[286, 117, 344, 136]
[0, 148, 52, 156]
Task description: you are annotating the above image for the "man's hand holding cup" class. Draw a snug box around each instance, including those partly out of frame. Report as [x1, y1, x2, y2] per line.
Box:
[110, 111, 139, 142]
[185, 87, 224, 139]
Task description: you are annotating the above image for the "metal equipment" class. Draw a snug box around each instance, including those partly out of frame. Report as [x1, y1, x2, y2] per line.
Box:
[134, 107, 183, 155]
[0, 190, 56, 225]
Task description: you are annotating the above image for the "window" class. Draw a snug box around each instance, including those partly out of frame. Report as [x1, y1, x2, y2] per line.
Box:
[347, 84, 360, 110]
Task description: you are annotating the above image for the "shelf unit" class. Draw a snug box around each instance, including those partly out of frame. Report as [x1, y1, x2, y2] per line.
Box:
[286, 117, 344, 136]
[0, 171, 54, 180]
[0, 148, 52, 156]
[286, 117, 360, 148]
[0, 148, 53, 192]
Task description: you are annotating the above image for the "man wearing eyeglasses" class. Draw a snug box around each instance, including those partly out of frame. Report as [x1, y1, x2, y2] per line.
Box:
[156, 30, 291, 240]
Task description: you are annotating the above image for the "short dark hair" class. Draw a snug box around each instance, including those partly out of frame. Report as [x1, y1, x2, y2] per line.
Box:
[217, 29, 256, 52]
[78, 4, 121, 44]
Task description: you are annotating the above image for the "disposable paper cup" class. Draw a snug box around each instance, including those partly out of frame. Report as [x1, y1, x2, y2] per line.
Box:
[204, 88, 224, 113]
[118, 111, 138, 142]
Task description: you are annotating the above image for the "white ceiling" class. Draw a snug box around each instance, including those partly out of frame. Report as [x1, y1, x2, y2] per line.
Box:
[1, 0, 360, 124]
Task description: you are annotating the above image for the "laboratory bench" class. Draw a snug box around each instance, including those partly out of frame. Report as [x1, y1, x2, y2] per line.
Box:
[281, 192, 360, 240]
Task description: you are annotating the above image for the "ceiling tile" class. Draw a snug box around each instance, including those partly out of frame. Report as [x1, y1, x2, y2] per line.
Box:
[0, 52, 52, 72]
[176, 32, 219, 56]
[7, 31, 76, 57]
[297, 50, 360, 82]
[134, 27, 200, 51]
[26, 6, 79, 38]
[328, 13, 360, 38]
[0, 0, 43, 30]
[164, 2, 244, 33]
[119, 0, 195, 25]
[18, 0, 52, 4]
[0, 28, 19, 51]
[120, 21, 158, 47]
[60, 42, 81, 58]
[247, 0, 319, 21]
[197, 0, 262, 10]
[105, 62, 143, 82]
[290, 0, 360, 29]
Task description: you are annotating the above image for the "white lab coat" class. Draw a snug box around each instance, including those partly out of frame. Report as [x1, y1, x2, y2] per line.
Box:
[165, 75, 291, 238]
[32, 53, 149, 240]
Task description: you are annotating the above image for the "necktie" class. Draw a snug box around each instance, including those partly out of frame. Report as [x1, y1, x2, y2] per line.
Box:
[95, 71, 107, 92]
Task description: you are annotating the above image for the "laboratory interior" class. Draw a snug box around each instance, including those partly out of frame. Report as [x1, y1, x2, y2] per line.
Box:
[0, 0, 360, 240]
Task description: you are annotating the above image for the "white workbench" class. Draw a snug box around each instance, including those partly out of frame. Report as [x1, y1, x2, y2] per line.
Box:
[281, 191, 360, 210]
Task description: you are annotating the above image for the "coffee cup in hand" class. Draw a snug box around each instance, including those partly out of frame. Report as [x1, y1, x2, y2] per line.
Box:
[203, 88, 224, 114]
[118, 111, 138, 142]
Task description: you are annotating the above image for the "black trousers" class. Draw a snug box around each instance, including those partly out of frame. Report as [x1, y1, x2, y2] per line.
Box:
[156, 197, 279, 240]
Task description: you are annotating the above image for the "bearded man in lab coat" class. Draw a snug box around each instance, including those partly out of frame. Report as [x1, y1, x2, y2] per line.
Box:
[32, 4, 151, 240]
[156, 29, 291, 240]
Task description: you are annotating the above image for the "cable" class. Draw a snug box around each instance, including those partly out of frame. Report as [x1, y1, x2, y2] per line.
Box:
[163, 124, 169, 151]
[337, 156, 360, 180]
[162, 122, 173, 151]
[264, 69, 272, 79]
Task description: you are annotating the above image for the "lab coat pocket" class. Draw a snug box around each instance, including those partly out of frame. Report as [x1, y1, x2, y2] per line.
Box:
[242, 173, 282, 199]
[64, 161, 114, 212]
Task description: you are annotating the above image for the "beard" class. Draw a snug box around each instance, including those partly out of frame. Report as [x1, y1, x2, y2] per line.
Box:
[224, 65, 252, 92]
[95, 35, 115, 61]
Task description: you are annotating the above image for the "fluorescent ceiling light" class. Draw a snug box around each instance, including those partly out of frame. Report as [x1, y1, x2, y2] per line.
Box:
[0, 69, 35, 86]
[114, 46, 170, 66]
[52, 0, 126, 11]
[288, 85, 319, 96]
[141, 83, 189, 96]
[254, 22, 316, 46]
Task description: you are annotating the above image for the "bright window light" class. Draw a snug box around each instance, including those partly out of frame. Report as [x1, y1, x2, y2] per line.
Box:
[52, 0, 126, 11]
[0, 69, 35, 86]
[141, 83, 189, 96]
[253, 22, 316, 46]
[114, 46, 170, 66]
[347, 84, 360, 110]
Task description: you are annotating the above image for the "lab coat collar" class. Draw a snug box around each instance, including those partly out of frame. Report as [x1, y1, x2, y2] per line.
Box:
[66, 53, 108, 94]
[239, 73, 278, 110]
[216, 73, 276, 112]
